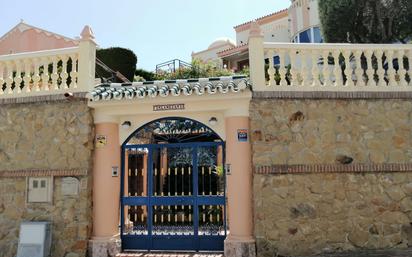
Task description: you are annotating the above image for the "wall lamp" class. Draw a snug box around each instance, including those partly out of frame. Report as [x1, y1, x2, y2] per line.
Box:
[208, 117, 218, 126]
[121, 121, 131, 129]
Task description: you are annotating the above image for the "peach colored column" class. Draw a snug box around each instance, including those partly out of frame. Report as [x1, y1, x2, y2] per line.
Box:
[92, 123, 121, 238]
[225, 116, 253, 240]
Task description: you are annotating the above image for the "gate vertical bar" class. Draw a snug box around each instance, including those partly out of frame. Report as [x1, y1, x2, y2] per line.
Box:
[193, 146, 199, 250]
[147, 145, 154, 250]
[223, 143, 227, 237]
[120, 146, 125, 250]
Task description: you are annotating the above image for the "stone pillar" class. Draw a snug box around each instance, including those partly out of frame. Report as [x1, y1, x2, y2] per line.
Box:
[248, 21, 266, 92]
[78, 25, 97, 92]
[224, 116, 256, 257]
[89, 122, 121, 257]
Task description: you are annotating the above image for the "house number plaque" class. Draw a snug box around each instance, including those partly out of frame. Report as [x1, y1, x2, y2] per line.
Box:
[153, 104, 185, 111]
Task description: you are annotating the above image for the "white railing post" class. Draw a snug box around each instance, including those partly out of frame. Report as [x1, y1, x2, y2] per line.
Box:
[248, 21, 266, 91]
[78, 25, 97, 92]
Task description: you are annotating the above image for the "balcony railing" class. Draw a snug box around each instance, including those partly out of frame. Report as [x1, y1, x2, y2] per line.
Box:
[248, 23, 412, 92]
[264, 43, 412, 91]
[0, 47, 79, 96]
[0, 26, 96, 99]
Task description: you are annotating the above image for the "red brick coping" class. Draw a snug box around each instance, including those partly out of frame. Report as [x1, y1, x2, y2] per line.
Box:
[254, 163, 412, 175]
[253, 91, 412, 99]
[0, 168, 88, 177]
[0, 92, 88, 104]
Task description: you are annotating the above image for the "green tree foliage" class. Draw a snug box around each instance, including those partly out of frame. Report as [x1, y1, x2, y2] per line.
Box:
[319, 0, 412, 43]
[96, 47, 137, 82]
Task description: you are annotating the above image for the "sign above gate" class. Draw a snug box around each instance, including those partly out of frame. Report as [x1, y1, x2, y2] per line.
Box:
[153, 103, 185, 112]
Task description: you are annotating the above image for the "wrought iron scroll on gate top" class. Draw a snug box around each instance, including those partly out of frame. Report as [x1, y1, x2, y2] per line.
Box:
[121, 118, 226, 251]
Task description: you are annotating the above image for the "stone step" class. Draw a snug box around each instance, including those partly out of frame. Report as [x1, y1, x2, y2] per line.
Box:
[117, 252, 224, 257]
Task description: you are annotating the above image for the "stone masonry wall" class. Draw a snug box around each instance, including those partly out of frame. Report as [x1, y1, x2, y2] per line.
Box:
[0, 99, 94, 257]
[251, 99, 412, 256]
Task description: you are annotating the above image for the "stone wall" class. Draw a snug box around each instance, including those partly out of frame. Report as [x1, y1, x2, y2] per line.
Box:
[0, 99, 94, 257]
[250, 99, 412, 165]
[250, 98, 412, 256]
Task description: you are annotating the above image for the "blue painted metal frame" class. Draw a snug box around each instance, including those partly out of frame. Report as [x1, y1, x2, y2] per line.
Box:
[121, 141, 226, 251]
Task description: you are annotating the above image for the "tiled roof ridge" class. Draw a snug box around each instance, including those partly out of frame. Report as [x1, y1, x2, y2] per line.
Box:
[217, 43, 249, 55]
[90, 76, 251, 101]
[98, 75, 248, 87]
[0, 21, 78, 44]
[233, 8, 288, 29]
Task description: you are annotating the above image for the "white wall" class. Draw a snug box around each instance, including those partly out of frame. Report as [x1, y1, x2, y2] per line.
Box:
[192, 44, 233, 67]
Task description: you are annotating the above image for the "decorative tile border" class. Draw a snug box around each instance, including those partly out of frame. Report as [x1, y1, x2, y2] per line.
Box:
[254, 163, 412, 175]
[0, 168, 88, 177]
[253, 91, 412, 99]
[0, 92, 88, 105]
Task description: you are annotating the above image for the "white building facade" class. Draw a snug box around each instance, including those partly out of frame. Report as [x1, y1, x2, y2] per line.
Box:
[192, 0, 321, 71]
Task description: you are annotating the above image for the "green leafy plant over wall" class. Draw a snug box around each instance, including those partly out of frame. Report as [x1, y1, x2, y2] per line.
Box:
[318, 0, 412, 43]
[134, 59, 248, 82]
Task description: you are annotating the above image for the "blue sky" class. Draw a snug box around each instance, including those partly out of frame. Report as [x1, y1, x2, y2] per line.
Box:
[1, 0, 289, 71]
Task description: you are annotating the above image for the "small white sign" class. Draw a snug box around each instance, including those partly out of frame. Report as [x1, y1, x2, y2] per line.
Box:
[61, 177, 79, 196]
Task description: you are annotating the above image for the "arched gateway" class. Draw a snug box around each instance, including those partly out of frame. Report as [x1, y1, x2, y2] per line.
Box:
[89, 76, 256, 256]
[121, 117, 226, 251]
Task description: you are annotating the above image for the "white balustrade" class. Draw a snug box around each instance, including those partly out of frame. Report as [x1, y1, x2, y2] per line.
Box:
[0, 26, 96, 99]
[256, 43, 412, 91]
[0, 47, 80, 97]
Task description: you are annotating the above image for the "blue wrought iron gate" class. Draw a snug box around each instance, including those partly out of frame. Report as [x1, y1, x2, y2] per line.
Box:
[121, 141, 226, 251]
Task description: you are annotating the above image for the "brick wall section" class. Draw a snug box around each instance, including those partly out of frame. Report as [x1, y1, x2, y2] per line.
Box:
[0, 97, 94, 257]
[250, 97, 412, 256]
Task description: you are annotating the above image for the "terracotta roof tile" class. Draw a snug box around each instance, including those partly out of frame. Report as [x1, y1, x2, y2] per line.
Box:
[233, 9, 288, 30]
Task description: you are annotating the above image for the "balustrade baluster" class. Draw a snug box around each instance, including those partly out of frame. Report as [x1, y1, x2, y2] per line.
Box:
[278, 50, 287, 86]
[14, 61, 22, 94]
[32, 59, 41, 91]
[365, 50, 375, 87]
[5, 62, 14, 94]
[300, 50, 309, 86]
[386, 50, 397, 86]
[311, 50, 320, 87]
[61, 55, 69, 89]
[354, 50, 365, 87]
[408, 50, 412, 86]
[321, 50, 330, 87]
[23, 60, 31, 93]
[0, 64, 4, 95]
[397, 50, 407, 87]
[70, 55, 78, 88]
[376, 50, 386, 87]
[267, 50, 276, 86]
[289, 50, 298, 86]
[51, 57, 59, 90]
[41, 57, 50, 91]
[343, 50, 354, 87]
[332, 50, 342, 87]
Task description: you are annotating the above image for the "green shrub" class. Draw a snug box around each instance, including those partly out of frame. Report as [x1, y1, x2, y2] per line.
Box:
[96, 47, 137, 82]
[135, 68, 156, 81]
